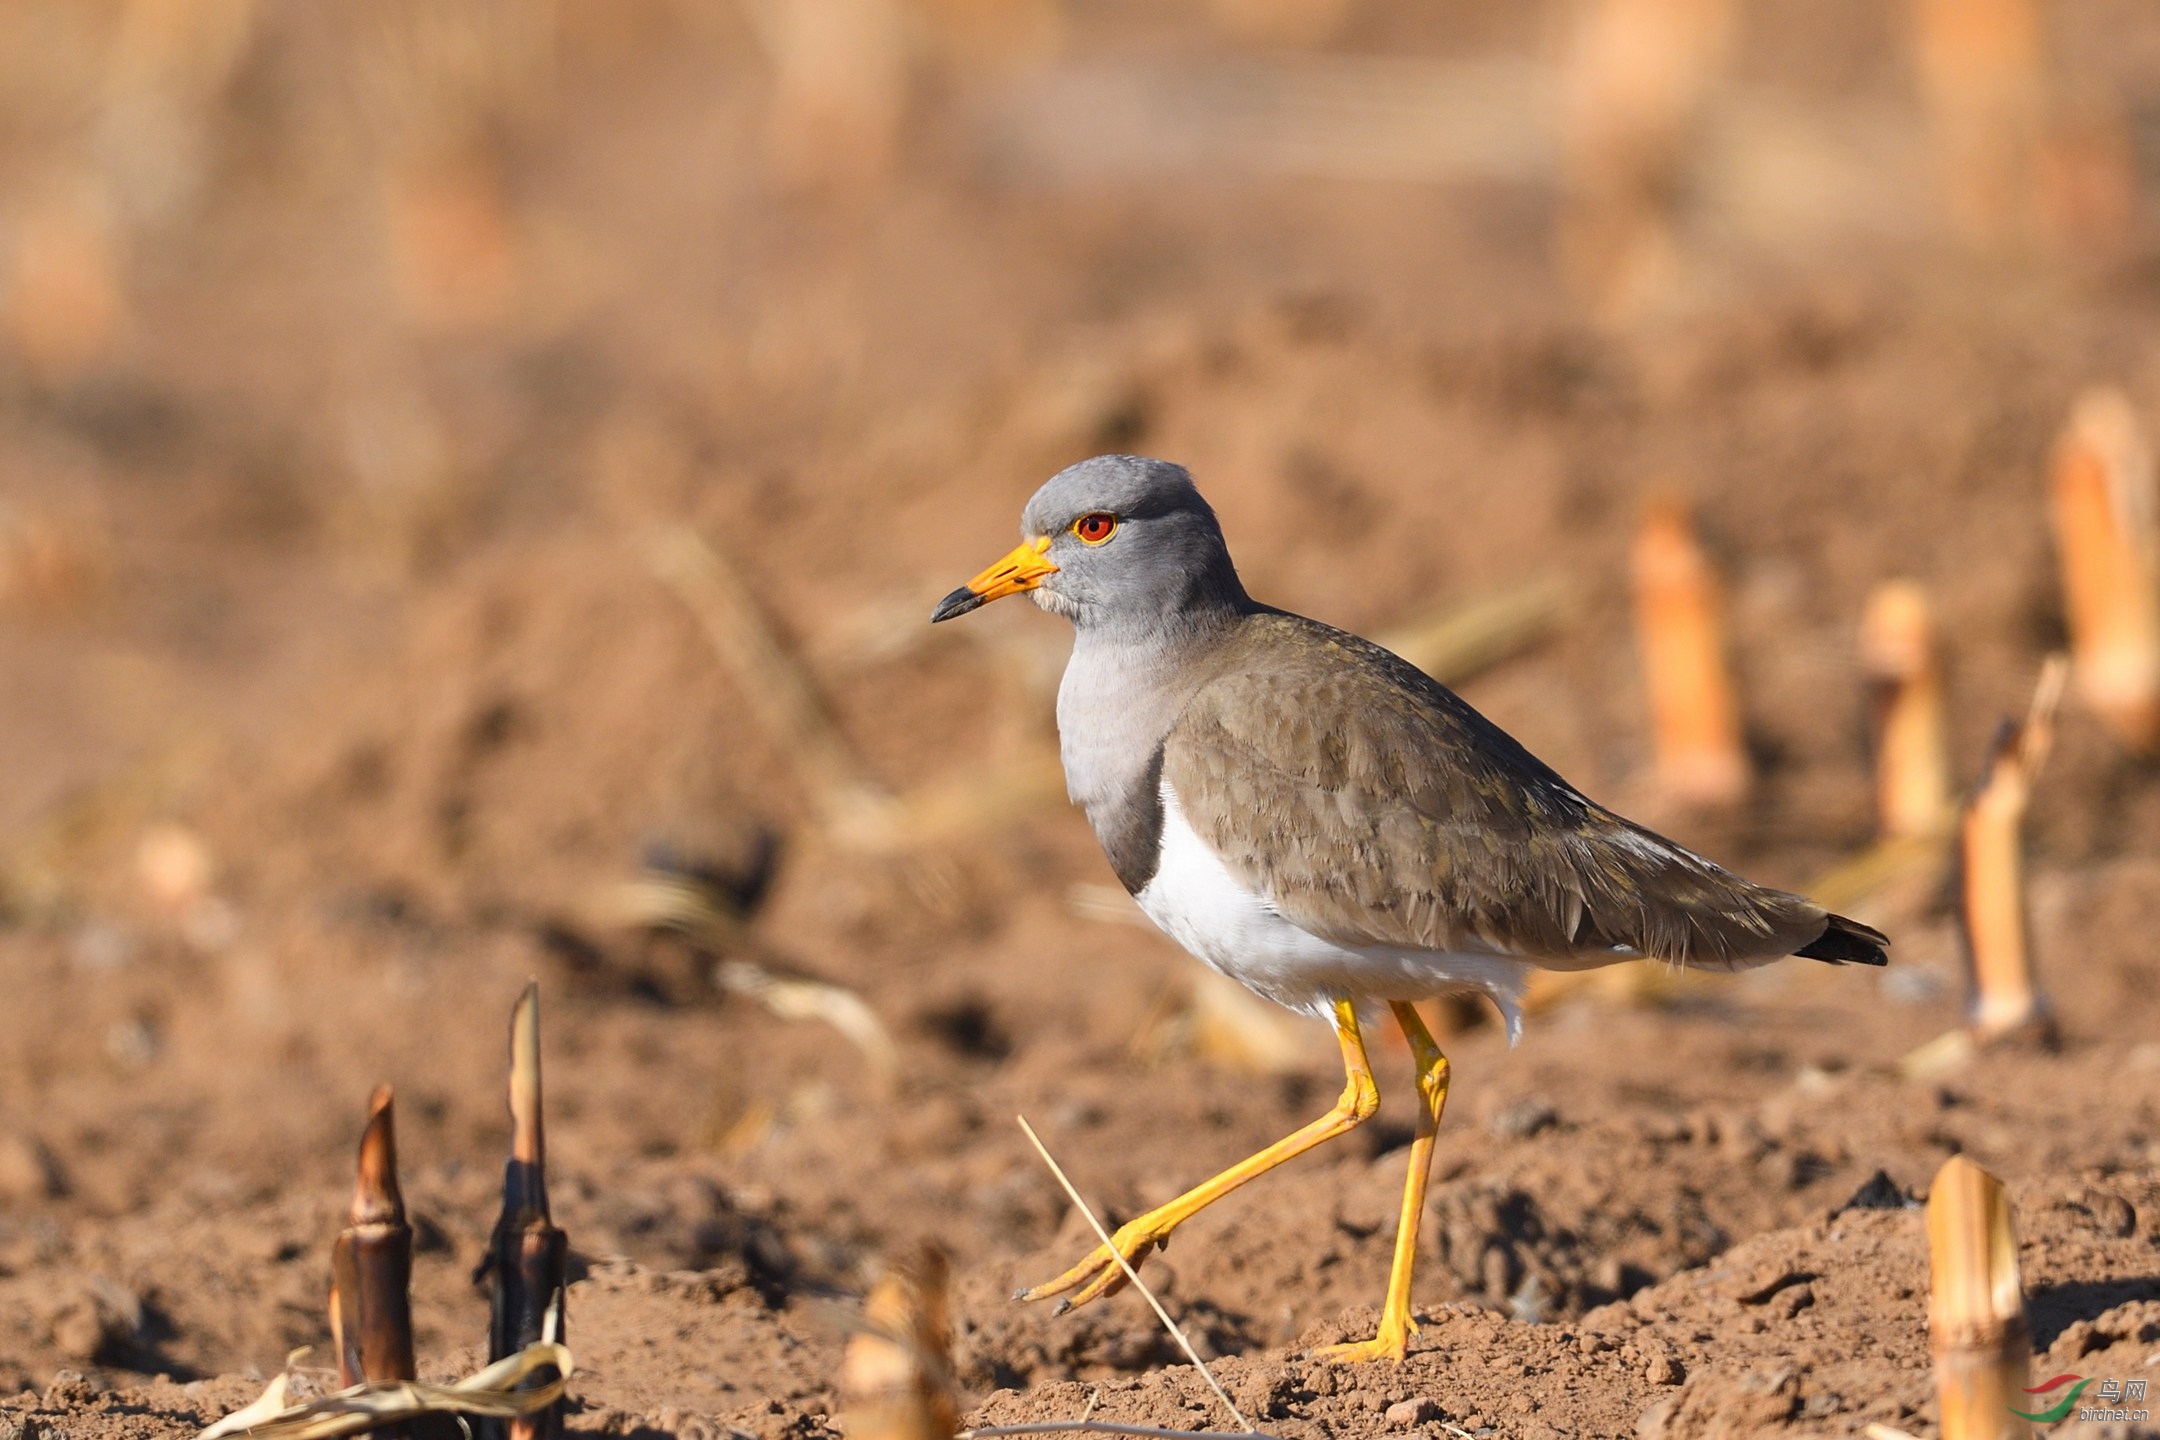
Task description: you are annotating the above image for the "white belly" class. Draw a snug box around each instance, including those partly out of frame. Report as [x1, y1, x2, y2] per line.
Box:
[1132, 780, 1528, 1038]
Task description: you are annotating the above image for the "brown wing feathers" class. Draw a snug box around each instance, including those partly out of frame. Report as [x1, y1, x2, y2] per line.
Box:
[1162, 614, 1887, 971]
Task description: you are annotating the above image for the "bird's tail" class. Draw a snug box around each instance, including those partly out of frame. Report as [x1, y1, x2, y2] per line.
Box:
[1795, 912, 1890, 967]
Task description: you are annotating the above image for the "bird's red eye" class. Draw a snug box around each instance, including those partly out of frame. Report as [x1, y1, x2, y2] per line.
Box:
[1073, 513, 1118, 544]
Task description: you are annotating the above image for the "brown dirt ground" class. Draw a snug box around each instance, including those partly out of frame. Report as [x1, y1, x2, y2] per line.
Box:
[4, 4, 2160, 1440]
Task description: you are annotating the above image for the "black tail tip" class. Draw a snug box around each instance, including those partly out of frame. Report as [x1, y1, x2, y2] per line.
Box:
[1797, 913, 1890, 967]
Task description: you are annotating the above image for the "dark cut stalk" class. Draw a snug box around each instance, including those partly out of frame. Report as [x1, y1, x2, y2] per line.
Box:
[330, 1086, 417, 1388]
[482, 983, 568, 1440]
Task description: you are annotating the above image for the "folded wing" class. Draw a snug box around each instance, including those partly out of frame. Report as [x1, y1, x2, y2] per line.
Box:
[1161, 615, 1885, 971]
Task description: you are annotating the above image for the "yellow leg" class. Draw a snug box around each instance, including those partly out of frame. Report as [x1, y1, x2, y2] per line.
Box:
[1017, 996, 1379, 1313]
[1311, 1000, 1451, 1364]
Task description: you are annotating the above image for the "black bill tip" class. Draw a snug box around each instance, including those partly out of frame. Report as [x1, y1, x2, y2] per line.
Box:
[930, 585, 986, 623]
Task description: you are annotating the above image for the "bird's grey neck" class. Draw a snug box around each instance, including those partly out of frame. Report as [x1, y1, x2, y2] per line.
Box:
[1056, 614, 1235, 834]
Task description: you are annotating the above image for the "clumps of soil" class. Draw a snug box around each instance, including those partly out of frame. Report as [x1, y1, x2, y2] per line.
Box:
[1425, 1173, 1727, 1319]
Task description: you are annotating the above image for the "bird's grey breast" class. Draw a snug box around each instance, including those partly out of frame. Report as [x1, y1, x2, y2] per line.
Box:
[1056, 631, 1207, 894]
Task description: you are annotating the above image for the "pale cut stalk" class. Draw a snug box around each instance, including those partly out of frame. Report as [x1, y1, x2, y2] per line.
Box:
[2049, 388, 2160, 754]
[1556, 0, 1735, 314]
[1183, 970, 1320, 1074]
[1631, 496, 1749, 808]
[101, 0, 260, 227]
[1862, 581, 1953, 841]
[5, 180, 126, 383]
[742, 0, 909, 192]
[1958, 659, 2066, 1045]
[1926, 1156, 2030, 1440]
[1912, 0, 2045, 244]
[382, 145, 518, 331]
[839, 1245, 961, 1440]
[346, 3, 551, 331]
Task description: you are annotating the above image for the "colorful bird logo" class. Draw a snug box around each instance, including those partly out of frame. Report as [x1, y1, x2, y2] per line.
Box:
[2009, 1374, 2092, 1423]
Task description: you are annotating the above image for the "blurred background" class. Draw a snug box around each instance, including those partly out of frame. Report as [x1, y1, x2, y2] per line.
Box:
[3, 0, 2160, 1419]
[4, 0, 2158, 830]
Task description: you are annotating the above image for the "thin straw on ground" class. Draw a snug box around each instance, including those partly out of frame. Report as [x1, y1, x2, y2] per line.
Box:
[1372, 575, 1572, 685]
[195, 1343, 575, 1440]
[648, 525, 896, 839]
[605, 865, 899, 1085]
[1015, 1116, 1252, 1435]
[200, 1352, 300, 1440]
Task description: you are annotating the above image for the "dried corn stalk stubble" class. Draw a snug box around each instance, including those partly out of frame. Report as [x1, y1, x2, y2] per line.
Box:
[1793, 582, 1958, 918]
[1957, 661, 2065, 1047]
[1927, 1156, 2031, 1440]
[197, 983, 577, 1440]
[331, 1085, 418, 1388]
[479, 983, 568, 1440]
[840, 1244, 962, 1440]
[2050, 388, 2160, 754]
[1631, 496, 1750, 809]
[1861, 580, 1954, 841]
[1557, 0, 1736, 314]
[1912, 0, 2046, 246]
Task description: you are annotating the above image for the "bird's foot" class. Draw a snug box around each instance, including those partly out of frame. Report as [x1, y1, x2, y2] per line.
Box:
[1014, 1216, 1174, 1314]
[1309, 1313, 1418, 1364]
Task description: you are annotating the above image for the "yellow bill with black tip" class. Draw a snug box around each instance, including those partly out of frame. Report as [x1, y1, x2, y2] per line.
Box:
[930, 535, 1058, 623]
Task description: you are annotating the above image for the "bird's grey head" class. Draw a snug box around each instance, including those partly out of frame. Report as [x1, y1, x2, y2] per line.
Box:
[931, 455, 1249, 635]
